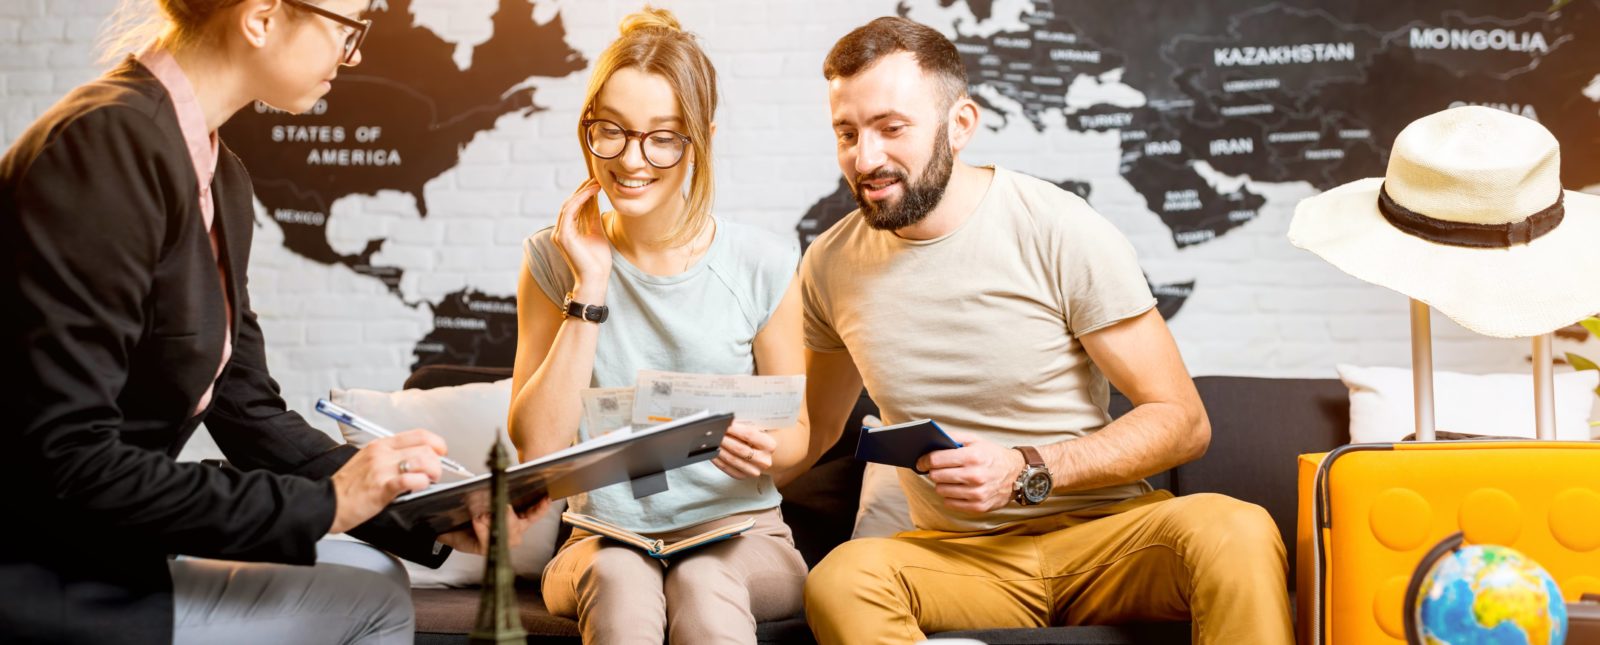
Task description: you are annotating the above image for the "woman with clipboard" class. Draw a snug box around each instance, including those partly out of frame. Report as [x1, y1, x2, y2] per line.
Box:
[0, 1, 536, 642]
[510, 7, 811, 643]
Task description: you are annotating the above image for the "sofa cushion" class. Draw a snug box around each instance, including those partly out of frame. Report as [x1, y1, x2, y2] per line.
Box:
[412, 587, 812, 644]
[1175, 377, 1348, 574]
[412, 586, 578, 640]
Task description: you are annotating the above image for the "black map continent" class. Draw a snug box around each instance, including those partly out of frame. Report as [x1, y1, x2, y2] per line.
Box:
[222, 0, 585, 369]
[937, 0, 1600, 248]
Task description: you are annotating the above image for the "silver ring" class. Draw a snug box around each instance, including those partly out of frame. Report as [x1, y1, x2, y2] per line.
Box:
[398, 460, 412, 474]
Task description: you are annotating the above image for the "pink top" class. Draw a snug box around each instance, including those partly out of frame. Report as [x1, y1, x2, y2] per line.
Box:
[138, 46, 234, 416]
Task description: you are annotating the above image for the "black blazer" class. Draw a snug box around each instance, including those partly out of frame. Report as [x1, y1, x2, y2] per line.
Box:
[0, 59, 447, 644]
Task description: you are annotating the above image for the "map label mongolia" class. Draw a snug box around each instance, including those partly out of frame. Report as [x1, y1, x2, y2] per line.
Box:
[1410, 28, 1549, 53]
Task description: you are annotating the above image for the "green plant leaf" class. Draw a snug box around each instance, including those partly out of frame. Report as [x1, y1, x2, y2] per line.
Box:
[1566, 352, 1600, 371]
[1581, 317, 1600, 340]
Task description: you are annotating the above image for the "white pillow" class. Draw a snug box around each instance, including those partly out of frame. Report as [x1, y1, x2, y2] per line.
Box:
[1337, 365, 1596, 443]
[329, 378, 566, 588]
[854, 462, 915, 539]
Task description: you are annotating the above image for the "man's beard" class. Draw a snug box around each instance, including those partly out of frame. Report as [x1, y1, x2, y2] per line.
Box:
[852, 124, 954, 231]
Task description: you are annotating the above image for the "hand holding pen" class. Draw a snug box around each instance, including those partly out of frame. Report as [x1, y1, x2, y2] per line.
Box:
[317, 399, 476, 478]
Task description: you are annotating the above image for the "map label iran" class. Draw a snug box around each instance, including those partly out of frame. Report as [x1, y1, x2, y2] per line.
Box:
[1209, 137, 1254, 156]
[1410, 28, 1550, 54]
[1214, 42, 1356, 67]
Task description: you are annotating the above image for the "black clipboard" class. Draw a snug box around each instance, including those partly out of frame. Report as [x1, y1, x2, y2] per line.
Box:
[381, 410, 732, 535]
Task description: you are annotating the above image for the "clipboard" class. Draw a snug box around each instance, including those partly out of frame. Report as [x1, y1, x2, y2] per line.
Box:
[381, 410, 733, 535]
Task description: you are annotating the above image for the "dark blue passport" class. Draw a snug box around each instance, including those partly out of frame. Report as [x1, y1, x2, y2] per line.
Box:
[854, 419, 962, 473]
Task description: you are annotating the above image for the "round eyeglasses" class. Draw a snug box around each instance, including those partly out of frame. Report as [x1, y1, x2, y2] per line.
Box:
[284, 0, 371, 66]
[582, 119, 692, 169]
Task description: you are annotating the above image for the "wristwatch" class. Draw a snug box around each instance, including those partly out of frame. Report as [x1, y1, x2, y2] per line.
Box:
[561, 293, 608, 323]
[1012, 446, 1052, 506]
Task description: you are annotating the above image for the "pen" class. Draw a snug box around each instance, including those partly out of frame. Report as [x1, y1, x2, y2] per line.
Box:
[315, 399, 476, 478]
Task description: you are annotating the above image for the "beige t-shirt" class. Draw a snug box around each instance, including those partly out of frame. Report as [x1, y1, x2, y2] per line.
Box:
[801, 166, 1158, 532]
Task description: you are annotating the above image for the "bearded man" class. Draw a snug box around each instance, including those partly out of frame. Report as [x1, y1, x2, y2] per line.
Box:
[793, 16, 1294, 645]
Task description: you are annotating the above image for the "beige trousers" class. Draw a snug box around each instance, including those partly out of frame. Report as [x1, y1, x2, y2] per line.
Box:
[804, 490, 1293, 645]
[542, 506, 808, 645]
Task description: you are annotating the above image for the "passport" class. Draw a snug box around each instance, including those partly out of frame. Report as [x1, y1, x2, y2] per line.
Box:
[854, 418, 962, 473]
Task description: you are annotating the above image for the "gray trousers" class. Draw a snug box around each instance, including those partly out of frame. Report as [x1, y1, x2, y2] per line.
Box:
[542, 507, 809, 645]
[170, 539, 413, 645]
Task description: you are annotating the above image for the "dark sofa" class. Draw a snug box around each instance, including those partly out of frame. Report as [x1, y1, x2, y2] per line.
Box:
[406, 366, 1350, 644]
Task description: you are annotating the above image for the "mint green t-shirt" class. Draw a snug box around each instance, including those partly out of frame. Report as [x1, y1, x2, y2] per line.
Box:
[523, 218, 799, 533]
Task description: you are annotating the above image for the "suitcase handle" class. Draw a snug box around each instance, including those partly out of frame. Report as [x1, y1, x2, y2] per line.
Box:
[1409, 299, 1557, 441]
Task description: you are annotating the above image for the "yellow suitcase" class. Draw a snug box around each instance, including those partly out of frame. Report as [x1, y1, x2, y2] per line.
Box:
[1296, 301, 1600, 644]
[1297, 443, 1600, 643]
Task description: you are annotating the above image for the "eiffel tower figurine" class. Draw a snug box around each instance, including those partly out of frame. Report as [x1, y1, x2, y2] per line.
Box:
[469, 441, 526, 644]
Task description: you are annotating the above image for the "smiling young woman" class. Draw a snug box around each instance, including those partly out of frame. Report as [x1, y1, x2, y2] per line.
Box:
[507, 7, 812, 644]
[0, 2, 533, 644]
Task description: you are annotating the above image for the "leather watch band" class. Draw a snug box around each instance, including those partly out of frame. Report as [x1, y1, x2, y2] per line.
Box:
[562, 294, 608, 323]
[1016, 445, 1045, 468]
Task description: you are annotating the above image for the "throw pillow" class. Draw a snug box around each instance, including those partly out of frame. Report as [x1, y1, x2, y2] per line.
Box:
[853, 462, 915, 538]
[1337, 364, 1596, 443]
[329, 379, 566, 588]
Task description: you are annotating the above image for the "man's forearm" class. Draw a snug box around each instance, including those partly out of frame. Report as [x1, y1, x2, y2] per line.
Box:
[1037, 400, 1208, 493]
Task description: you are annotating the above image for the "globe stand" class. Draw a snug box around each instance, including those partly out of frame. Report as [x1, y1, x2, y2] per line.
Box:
[1401, 531, 1465, 644]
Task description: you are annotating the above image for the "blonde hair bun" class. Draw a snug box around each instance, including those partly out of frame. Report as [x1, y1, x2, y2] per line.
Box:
[618, 6, 683, 36]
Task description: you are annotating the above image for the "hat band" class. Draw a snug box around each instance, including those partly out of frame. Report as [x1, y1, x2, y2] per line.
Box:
[1378, 184, 1564, 248]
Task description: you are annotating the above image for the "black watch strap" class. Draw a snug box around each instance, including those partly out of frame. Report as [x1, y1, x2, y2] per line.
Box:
[562, 294, 608, 323]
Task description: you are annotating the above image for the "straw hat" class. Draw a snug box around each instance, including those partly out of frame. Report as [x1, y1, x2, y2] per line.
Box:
[1288, 105, 1600, 338]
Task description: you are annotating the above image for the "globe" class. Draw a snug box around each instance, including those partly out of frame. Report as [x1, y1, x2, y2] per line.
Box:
[1412, 542, 1568, 645]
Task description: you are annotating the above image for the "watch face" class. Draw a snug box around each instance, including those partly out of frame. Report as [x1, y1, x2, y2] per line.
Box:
[1023, 471, 1051, 503]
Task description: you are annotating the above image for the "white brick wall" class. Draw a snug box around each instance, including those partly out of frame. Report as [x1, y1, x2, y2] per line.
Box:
[4, 0, 1596, 459]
